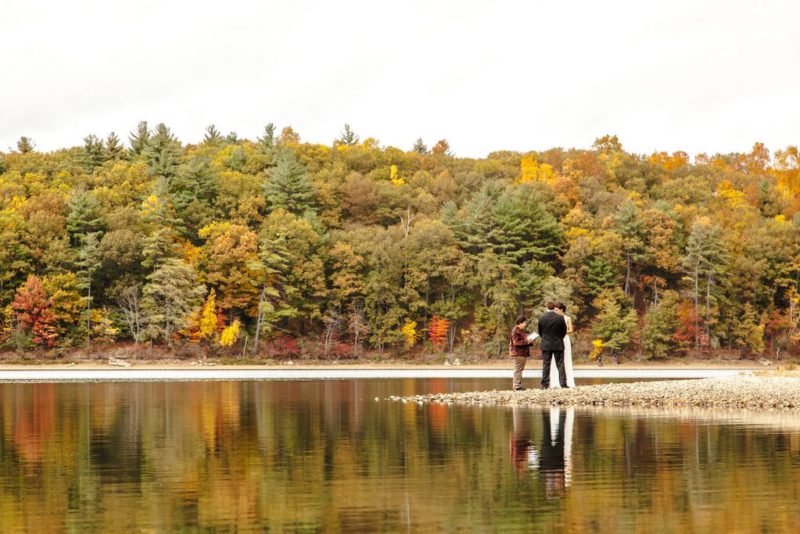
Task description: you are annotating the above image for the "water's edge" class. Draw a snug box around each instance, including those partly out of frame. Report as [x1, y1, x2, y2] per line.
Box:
[0, 368, 753, 382]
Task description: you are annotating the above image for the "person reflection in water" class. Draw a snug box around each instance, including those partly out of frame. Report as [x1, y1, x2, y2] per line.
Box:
[510, 407, 574, 497]
[539, 408, 566, 498]
[510, 407, 538, 473]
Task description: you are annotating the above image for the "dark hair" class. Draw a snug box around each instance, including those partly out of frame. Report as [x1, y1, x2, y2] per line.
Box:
[515, 316, 527, 325]
[545, 301, 556, 310]
[555, 302, 566, 311]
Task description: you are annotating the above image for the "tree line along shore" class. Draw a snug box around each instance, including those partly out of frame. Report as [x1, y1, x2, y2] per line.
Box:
[0, 125, 798, 362]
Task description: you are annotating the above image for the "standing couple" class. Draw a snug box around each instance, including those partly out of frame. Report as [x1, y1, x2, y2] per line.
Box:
[509, 302, 575, 391]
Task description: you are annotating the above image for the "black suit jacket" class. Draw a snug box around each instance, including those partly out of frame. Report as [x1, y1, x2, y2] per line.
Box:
[537, 311, 567, 352]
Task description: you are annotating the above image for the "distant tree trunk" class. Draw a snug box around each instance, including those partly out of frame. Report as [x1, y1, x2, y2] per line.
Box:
[624, 253, 631, 295]
[705, 273, 712, 341]
[13, 313, 23, 353]
[117, 286, 143, 344]
[693, 264, 700, 355]
[447, 320, 458, 353]
[400, 207, 414, 238]
[323, 311, 340, 357]
[350, 303, 365, 357]
[252, 285, 266, 355]
[86, 283, 92, 348]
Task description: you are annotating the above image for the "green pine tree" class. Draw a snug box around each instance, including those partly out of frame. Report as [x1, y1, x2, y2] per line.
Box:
[105, 132, 125, 161]
[641, 291, 680, 359]
[128, 121, 150, 157]
[141, 180, 184, 269]
[76, 232, 102, 345]
[80, 134, 107, 171]
[67, 189, 106, 244]
[170, 158, 220, 237]
[144, 123, 182, 180]
[203, 124, 222, 145]
[258, 123, 276, 153]
[412, 138, 428, 154]
[263, 151, 316, 214]
[592, 289, 636, 362]
[16, 136, 34, 153]
[338, 124, 359, 146]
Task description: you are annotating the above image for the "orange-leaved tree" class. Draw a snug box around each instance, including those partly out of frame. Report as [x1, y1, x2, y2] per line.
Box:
[428, 316, 450, 352]
[11, 275, 58, 348]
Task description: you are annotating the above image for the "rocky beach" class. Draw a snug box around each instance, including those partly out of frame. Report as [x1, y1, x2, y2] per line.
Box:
[391, 375, 800, 411]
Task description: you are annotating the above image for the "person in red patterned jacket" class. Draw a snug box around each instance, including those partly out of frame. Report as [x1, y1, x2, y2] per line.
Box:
[509, 316, 534, 391]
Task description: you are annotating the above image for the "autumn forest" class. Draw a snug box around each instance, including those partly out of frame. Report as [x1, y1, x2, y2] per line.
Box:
[1, 124, 799, 361]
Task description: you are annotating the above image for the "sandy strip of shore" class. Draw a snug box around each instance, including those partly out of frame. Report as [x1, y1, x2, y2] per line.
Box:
[391, 376, 800, 411]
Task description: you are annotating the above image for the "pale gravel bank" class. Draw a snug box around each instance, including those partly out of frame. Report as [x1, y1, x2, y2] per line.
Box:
[390, 376, 800, 411]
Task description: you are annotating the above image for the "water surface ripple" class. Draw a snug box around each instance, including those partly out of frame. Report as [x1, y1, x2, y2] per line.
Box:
[0, 378, 797, 532]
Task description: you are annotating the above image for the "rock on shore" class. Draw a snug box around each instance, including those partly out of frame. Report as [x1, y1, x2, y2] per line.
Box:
[390, 376, 800, 410]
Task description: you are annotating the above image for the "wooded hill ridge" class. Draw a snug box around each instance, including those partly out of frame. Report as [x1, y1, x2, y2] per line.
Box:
[1, 125, 798, 361]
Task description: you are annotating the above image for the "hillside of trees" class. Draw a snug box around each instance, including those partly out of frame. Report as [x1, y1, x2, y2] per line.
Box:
[1, 124, 798, 361]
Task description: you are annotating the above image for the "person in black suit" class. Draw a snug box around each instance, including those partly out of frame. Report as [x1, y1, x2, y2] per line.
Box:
[538, 301, 568, 389]
[539, 409, 567, 498]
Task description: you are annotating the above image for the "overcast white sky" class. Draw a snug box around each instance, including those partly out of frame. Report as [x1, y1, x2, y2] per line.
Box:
[2, 0, 799, 157]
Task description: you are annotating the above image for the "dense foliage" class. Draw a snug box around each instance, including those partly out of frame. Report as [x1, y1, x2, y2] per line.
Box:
[1, 125, 798, 359]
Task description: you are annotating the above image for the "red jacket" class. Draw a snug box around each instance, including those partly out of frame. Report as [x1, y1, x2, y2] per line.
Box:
[509, 325, 531, 357]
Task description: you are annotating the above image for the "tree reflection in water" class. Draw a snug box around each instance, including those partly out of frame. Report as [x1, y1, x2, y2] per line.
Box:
[2, 380, 800, 531]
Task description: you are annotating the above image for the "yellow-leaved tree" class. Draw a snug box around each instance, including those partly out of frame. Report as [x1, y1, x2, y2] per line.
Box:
[199, 289, 218, 341]
[402, 320, 417, 348]
[219, 319, 240, 347]
[518, 155, 558, 184]
[390, 165, 404, 186]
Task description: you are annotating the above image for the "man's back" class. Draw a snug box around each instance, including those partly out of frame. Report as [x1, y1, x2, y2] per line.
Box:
[538, 311, 567, 351]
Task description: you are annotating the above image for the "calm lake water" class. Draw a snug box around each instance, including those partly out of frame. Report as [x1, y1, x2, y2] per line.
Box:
[1, 378, 799, 532]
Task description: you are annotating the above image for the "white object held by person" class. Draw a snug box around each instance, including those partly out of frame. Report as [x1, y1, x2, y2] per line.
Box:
[527, 332, 540, 343]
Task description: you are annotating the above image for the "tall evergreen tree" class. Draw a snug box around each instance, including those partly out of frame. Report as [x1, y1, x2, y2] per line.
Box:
[412, 138, 428, 154]
[128, 121, 150, 157]
[641, 290, 681, 359]
[140, 184, 183, 270]
[76, 232, 102, 345]
[144, 123, 182, 181]
[338, 124, 359, 146]
[105, 132, 125, 161]
[446, 185, 561, 265]
[170, 157, 219, 237]
[16, 136, 34, 153]
[252, 235, 296, 354]
[592, 288, 636, 362]
[67, 189, 106, 244]
[80, 134, 106, 171]
[613, 199, 647, 295]
[490, 189, 562, 264]
[203, 124, 222, 145]
[258, 123, 276, 153]
[263, 151, 316, 214]
[682, 217, 728, 352]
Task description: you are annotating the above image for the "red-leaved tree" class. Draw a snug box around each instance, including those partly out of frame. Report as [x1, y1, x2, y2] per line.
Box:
[428, 316, 450, 352]
[12, 275, 59, 348]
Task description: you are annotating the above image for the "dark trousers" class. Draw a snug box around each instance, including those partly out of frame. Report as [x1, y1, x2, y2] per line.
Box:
[541, 350, 567, 388]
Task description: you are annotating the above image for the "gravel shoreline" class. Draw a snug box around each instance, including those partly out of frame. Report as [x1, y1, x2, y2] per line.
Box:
[390, 376, 800, 411]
